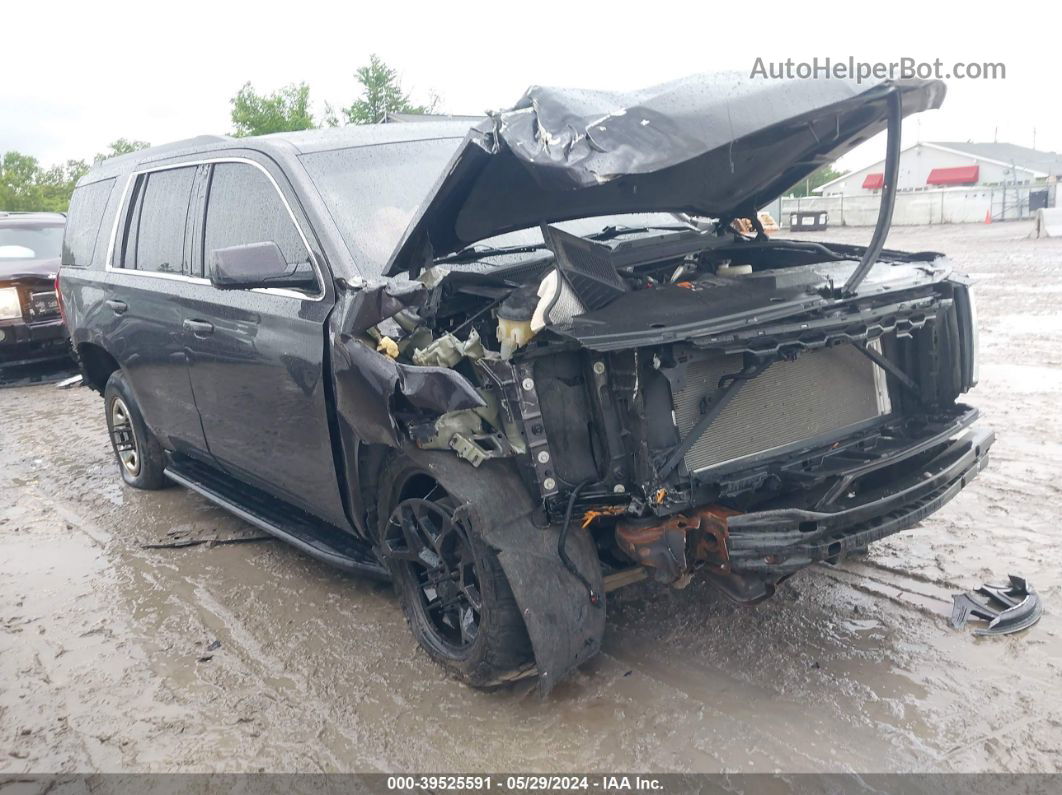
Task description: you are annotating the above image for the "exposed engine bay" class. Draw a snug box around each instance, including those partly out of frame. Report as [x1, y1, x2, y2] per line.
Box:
[333, 222, 988, 603]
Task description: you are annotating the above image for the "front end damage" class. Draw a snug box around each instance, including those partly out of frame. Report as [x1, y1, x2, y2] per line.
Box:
[328, 241, 993, 685]
[324, 72, 990, 687]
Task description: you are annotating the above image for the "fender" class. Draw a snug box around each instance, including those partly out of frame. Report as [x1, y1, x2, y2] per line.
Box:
[400, 447, 606, 693]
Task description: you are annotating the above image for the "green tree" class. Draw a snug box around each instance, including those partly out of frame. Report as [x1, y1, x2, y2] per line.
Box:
[230, 82, 315, 137]
[1, 154, 86, 212]
[321, 102, 341, 129]
[38, 161, 90, 209]
[95, 138, 150, 163]
[1, 151, 47, 211]
[0, 139, 151, 212]
[343, 54, 434, 124]
[790, 165, 847, 197]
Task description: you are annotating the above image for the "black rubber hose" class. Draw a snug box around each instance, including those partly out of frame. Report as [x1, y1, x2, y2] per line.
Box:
[558, 478, 601, 607]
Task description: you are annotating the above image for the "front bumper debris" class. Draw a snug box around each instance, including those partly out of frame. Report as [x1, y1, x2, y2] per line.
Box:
[616, 505, 736, 588]
[615, 425, 994, 602]
[725, 427, 993, 576]
[950, 575, 1043, 636]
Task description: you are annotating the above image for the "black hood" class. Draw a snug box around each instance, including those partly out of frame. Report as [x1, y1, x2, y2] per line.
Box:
[0, 256, 60, 282]
[384, 72, 945, 276]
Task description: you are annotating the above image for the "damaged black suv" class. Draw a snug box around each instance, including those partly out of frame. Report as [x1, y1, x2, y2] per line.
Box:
[59, 74, 992, 690]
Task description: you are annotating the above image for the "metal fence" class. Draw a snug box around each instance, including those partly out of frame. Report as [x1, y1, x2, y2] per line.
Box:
[773, 183, 1056, 227]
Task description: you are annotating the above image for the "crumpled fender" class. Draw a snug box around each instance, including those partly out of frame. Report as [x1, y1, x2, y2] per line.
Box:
[329, 283, 485, 448]
[336, 279, 426, 333]
[403, 447, 606, 694]
[327, 283, 605, 690]
[331, 336, 485, 447]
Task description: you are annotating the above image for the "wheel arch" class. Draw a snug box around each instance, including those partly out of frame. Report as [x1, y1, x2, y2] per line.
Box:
[77, 342, 120, 394]
[371, 445, 607, 693]
[353, 441, 390, 540]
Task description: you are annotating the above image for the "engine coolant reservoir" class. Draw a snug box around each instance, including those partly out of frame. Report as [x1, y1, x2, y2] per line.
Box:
[496, 282, 540, 359]
[497, 316, 535, 359]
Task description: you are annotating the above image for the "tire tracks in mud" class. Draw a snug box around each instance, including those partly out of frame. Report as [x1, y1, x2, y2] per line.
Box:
[817, 563, 958, 620]
[591, 643, 895, 773]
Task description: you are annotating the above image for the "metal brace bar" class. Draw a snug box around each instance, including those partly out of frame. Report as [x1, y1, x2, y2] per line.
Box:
[856, 341, 921, 397]
[658, 359, 771, 479]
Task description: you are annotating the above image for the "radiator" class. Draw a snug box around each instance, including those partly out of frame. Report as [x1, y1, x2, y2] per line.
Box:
[671, 343, 891, 473]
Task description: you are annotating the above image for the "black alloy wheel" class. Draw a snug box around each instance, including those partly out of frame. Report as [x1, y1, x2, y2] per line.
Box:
[384, 497, 482, 652]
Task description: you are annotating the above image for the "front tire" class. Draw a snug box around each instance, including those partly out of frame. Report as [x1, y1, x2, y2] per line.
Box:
[104, 370, 167, 490]
[377, 455, 534, 688]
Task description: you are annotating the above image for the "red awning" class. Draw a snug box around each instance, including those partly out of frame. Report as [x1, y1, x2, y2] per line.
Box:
[927, 165, 979, 186]
[862, 173, 885, 190]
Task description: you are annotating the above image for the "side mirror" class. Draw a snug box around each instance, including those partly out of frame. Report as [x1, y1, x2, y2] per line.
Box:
[209, 242, 318, 292]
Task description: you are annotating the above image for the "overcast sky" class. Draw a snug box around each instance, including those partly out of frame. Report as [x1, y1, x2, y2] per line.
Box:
[4, 1, 1060, 174]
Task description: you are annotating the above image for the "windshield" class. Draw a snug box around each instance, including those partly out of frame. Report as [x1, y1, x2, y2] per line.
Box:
[0, 224, 65, 260]
[301, 139, 685, 276]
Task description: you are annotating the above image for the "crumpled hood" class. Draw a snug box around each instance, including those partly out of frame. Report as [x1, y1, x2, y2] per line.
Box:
[385, 72, 945, 276]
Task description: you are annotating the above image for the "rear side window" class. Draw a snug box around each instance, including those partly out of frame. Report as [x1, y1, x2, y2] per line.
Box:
[63, 179, 114, 267]
[204, 163, 311, 276]
[121, 167, 197, 274]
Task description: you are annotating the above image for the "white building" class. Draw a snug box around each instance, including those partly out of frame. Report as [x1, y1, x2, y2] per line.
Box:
[815, 142, 1062, 197]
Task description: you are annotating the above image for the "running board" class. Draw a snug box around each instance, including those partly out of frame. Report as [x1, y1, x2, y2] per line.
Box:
[164, 457, 389, 581]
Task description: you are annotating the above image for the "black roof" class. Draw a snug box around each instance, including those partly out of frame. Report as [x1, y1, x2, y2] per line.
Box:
[81, 122, 474, 185]
[383, 112, 484, 124]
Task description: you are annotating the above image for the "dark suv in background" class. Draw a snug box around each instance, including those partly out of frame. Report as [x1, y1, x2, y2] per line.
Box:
[58, 73, 991, 691]
[0, 211, 70, 371]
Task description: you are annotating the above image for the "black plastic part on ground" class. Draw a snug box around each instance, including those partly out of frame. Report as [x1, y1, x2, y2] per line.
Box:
[950, 575, 1044, 636]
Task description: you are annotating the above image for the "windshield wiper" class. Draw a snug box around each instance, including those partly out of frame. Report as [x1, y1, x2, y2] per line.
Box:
[435, 223, 703, 265]
[587, 223, 701, 241]
[435, 242, 550, 264]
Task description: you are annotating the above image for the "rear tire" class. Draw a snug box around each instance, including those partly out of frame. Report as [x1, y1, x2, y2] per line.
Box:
[377, 455, 534, 688]
[103, 370, 167, 490]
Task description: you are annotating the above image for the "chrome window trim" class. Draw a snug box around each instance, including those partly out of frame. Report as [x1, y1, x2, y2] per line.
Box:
[103, 157, 326, 302]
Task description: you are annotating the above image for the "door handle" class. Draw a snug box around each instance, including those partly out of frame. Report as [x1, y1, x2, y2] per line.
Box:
[183, 318, 215, 337]
[105, 299, 128, 314]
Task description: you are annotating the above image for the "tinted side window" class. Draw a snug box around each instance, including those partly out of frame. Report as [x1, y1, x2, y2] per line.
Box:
[204, 163, 310, 278]
[63, 178, 115, 267]
[122, 167, 196, 273]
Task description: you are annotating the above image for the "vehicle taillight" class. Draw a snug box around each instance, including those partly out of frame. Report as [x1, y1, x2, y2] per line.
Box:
[55, 273, 67, 325]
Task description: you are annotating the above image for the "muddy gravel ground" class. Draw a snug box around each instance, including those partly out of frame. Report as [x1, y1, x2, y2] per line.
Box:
[2, 222, 1061, 775]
